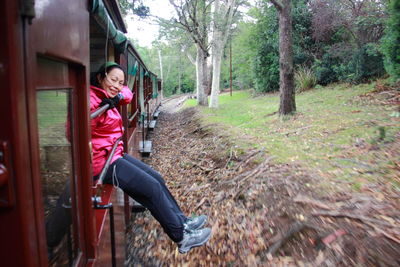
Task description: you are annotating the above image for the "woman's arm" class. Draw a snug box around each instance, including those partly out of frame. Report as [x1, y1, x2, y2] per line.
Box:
[118, 86, 133, 105]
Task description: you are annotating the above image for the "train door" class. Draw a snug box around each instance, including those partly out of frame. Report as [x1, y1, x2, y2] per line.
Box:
[35, 57, 89, 266]
[0, 1, 47, 266]
[25, 0, 94, 266]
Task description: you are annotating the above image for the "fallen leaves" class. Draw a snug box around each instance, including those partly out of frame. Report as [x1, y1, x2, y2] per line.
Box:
[125, 106, 400, 266]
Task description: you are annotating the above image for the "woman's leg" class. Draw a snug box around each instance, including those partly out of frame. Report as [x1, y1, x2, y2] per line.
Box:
[104, 158, 185, 242]
[46, 181, 72, 248]
[122, 153, 186, 218]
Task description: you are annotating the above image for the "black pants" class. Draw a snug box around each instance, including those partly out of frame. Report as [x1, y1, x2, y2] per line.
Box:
[104, 153, 186, 242]
[47, 154, 186, 248]
[46, 181, 71, 248]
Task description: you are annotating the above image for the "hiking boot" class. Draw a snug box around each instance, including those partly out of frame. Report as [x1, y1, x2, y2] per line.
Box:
[178, 228, 212, 254]
[184, 215, 207, 231]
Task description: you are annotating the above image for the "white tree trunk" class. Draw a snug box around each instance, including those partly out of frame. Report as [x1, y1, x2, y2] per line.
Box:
[209, 31, 223, 108]
[209, 0, 236, 108]
[158, 50, 164, 99]
[196, 46, 208, 106]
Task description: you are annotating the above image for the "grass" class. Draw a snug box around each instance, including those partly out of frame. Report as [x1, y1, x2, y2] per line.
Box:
[183, 82, 400, 192]
[37, 90, 70, 146]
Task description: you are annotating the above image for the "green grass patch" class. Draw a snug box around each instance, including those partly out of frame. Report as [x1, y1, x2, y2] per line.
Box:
[186, 83, 400, 192]
[37, 90, 70, 146]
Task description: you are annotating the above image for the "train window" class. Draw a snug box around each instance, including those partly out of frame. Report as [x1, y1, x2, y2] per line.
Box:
[36, 88, 80, 266]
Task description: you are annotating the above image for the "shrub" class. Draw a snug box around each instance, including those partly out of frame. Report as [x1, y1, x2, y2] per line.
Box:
[382, 0, 400, 81]
[313, 52, 341, 85]
[314, 43, 385, 85]
[295, 66, 317, 92]
[346, 43, 385, 83]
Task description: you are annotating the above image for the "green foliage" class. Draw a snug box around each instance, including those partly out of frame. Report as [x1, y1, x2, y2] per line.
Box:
[118, 0, 149, 18]
[348, 44, 386, 83]
[382, 0, 400, 81]
[220, 20, 257, 90]
[294, 66, 317, 92]
[252, 4, 279, 93]
[128, 40, 196, 97]
[253, 0, 315, 93]
[313, 43, 385, 85]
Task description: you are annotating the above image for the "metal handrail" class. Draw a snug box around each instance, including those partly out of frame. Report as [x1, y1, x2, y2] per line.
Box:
[128, 109, 139, 125]
[90, 104, 109, 119]
[97, 137, 122, 184]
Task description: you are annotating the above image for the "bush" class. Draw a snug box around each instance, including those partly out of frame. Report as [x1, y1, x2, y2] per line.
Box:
[314, 43, 385, 85]
[346, 44, 385, 83]
[313, 52, 341, 85]
[382, 0, 400, 81]
[295, 66, 317, 92]
[253, 42, 280, 93]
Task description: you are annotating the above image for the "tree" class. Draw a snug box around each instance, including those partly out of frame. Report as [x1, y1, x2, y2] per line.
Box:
[118, 0, 150, 18]
[382, 0, 400, 81]
[209, 0, 241, 108]
[310, 0, 388, 84]
[169, 0, 213, 106]
[270, 0, 296, 115]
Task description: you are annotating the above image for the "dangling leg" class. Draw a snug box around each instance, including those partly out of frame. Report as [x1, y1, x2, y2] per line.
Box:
[122, 153, 208, 230]
[122, 153, 185, 217]
[46, 181, 72, 248]
[104, 157, 212, 253]
[104, 158, 185, 242]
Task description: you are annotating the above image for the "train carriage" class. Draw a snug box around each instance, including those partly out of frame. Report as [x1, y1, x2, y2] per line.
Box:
[0, 0, 162, 266]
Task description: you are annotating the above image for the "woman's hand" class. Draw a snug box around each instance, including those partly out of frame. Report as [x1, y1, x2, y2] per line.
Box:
[99, 94, 121, 110]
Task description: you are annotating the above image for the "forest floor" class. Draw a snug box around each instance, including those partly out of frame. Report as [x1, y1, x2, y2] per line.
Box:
[126, 87, 400, 266]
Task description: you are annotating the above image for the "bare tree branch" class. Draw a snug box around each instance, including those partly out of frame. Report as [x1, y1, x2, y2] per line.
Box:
[270, 0, 283, 11]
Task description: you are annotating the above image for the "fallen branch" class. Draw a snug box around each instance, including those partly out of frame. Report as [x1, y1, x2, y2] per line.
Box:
[188, 160, 215, 172]
[233, 149, 265, 172]
[294, 194, 331, 210]
[267, 221, 321, 258]
[312, 211, 396, 228]
[369, 223, 400, 245]
[233, 161, 271, 200]
[282, 125, 313, 136]
[224, 147, 234, 169]
[313, 211, 400, 244]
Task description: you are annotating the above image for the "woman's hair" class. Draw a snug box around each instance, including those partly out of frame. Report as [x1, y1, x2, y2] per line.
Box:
[90, 62, 126, 88]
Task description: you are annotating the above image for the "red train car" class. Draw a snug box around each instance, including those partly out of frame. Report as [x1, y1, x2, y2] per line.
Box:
[0, 0, 161, 266]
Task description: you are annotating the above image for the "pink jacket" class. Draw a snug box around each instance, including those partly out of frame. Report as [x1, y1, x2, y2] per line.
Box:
[90, 85, 133, 176]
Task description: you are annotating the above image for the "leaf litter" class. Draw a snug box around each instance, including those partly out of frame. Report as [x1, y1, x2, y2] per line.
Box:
[126, 97, 400, 266]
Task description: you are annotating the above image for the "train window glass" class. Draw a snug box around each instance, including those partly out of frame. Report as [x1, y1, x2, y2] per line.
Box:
[127, 74, 136, 118]
[36, 89, 80, 266]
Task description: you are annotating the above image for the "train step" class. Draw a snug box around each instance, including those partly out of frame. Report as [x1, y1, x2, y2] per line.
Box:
[153, 110, 161, 119]
[139, 140, 152, 157]
[148, 120, 157, 130]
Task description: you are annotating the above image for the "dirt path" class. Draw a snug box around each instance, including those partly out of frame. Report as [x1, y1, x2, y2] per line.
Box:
[126, 99, 400, 266]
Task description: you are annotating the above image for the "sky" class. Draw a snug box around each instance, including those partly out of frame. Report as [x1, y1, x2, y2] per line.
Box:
[126, 0, 175, 47]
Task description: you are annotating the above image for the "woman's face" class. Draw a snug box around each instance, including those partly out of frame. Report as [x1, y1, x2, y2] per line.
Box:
[98, 68, 125, 97]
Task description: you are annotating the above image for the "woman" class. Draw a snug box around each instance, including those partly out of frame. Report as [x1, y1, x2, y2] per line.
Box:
[90, 62, 211, 253]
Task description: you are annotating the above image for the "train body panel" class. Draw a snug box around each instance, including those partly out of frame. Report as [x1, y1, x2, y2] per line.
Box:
[0, 0, 163, 266]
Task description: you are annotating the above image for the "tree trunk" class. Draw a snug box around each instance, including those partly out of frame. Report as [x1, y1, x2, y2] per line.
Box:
[158, 49, 164, 99]
[209, 32, 223, 108]
[206, 57, 213, 96]
[209, 0, 237, 108]
[196, 46, 208, 106]
[277, 0, 296, 115]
